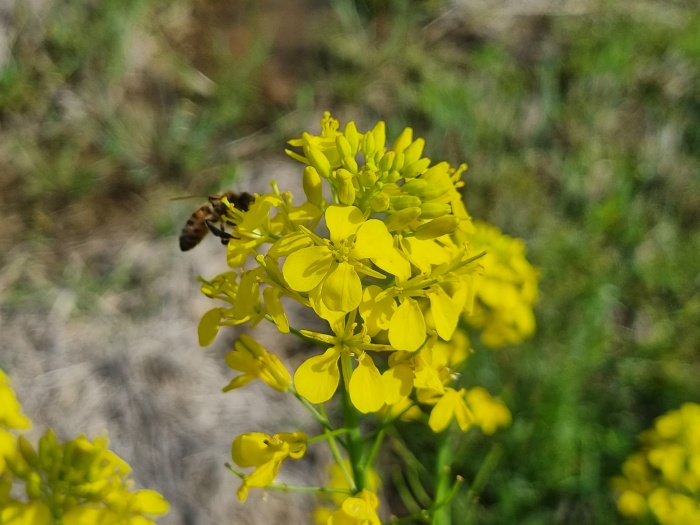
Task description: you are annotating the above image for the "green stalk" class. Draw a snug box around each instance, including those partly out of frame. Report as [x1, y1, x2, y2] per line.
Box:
[340, 354, 365, 492]
[431, 430, 453, 525]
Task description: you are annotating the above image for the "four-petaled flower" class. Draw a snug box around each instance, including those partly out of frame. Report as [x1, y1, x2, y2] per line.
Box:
[283, 205, 409, 316]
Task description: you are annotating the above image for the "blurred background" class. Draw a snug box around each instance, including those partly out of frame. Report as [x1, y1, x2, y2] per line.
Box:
[1, 0, 699, 523]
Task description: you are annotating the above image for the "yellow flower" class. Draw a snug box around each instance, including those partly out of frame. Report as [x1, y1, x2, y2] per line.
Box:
[294, 319, 390, 413]
[283, 205, 409, 315]
[327, 490, 381, 525]
[286, 111, 346, 170]
[222, 334, 292, 393]
[0, 370, 31, 430]
[465, 387, 511, 434]
[231, 431, 306, 502]
[613, 403, 700, 524]
[464, 221, 539, 348]
[427, 388, 474, 433]
[0, 501, 51, 525]
[2, 429, 168, 524]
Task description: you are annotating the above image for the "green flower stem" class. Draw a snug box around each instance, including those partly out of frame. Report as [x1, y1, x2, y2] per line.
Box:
[307, 428, 349, 444]
[319, 405, 355, 492]
[340, 357, 365, 493]
[431, 430, 454, 525]
[289, 388, 334, 431]
[386, 427, 431, 478]
[387, 510, 431, 524]
[391, 467, 423, 515]
[225, 462, 246, 479]
[267, 482, 352, 495]
[224, 463, 351, 496]
[364, 426, 385, 472]
[431, 475, 464, 513]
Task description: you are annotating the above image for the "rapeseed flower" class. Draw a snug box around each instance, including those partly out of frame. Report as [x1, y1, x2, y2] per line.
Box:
[283, 205, 409, 315]
[231, 431, 306, 501]
[613, 403, 700, 524]
[327, 489, 381, 525]
[222, 334, 291, 393]
[464, 222, 539, 348]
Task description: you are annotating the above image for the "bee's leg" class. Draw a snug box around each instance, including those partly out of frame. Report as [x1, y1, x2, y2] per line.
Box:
[206, 220, 235, 245]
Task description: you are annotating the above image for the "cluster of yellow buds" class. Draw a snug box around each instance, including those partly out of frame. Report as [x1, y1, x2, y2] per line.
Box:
[613, 403, 700, 525]
[0, 369, 169, 525]
[198, 112, 516, 519]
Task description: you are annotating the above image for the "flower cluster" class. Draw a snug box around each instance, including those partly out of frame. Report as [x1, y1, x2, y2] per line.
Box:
[197, 113, 518, 518]
[201, 112, 484, 414]
[0, 369, 169, 525]
[463, 221, 539, 348]
[613, 403, 700, 525]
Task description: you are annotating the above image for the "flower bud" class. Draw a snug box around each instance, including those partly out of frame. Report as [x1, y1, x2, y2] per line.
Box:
[303, 166, 323, 206]
[362, 131, 376, 158]
[378, 151, 395, 172]
[38, 429, 59, 472]
[369, 193, 390, 212]
[341, 155, 359, 174]
[390, 195, 422, 210]
[418, 202, 451, 219]
[391, 127, 413, 154]
[303, 139, 332, 179]
[337, 169, 356, 205]
[386, 170, 401, 183]
[336, 134, 353, 159]
[18, 436, 39, 469]
[26, 473, 43, 500]
[344, 121, 361, 152]
[392, 151, 405, 171]
[385, 207, 422, 232]
[401, 158, 431, 179]
[401, 178, 428, 196]
[403, 138, 426, 165]
[370, 120, 386, 152]
[415, 216, 460, 239]
[357, 167, 378, 187]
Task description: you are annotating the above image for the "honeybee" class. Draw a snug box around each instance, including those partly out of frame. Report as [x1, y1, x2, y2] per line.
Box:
[179, 191, 254, 251]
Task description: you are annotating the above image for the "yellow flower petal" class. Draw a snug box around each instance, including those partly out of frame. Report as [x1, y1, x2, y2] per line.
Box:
[231, 432, 284, 468]
[198, 308, 223, 347]
[428, 288, 460, 340]
[283, 246, 333, 292]
[326, 205, 364, 244]
[428, 390, 458, 433]
[322, 262, 362, 313]
[359, 285, 396, 336]
[349, 355, 385, 413]
[382, 364, 414, 405]
[263, 286, 290, 334]
[352, 220, 393, 259]
[131, 490, 170, 515]
[295, 347, 342, 404]
[389, 298, 426, 351]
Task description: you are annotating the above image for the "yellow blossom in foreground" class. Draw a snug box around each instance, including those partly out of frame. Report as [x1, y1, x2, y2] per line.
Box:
[2, 429, 169, 524]
[0, 370, 31, 430]
[231, 431, 306, 501]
